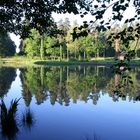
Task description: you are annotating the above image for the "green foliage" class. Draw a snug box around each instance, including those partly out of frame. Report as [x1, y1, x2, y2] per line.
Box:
[22, 22, 115, 60]
[23, 29, 40, 58]
[66, 24, 108, 60]
[0, 32, 16, 57]
[20, 67, 48, 105]
[44, 36, 59, 58]
[0, 0, 91, 37]
[0, 0, 140, 62]
[22, 19, 140, 61]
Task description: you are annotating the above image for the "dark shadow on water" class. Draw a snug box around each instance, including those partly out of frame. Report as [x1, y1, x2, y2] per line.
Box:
[84, 132, 101, 140]
[22, 108, 35, 131]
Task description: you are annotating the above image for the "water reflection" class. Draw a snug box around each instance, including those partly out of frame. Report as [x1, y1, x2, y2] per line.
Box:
[84, 133, 101, 140]
[19, 66, 109, 106]
[22, 108, 35, 131]
[19, 66, 140, 105]
[1, 66, 140, 140]
[1, 66, 140, 106]
[0, 67, 16, 98]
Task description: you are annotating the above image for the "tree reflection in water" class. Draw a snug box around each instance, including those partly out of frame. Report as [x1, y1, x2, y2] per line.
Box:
[20, 66, 109, 106]
[108, 63, 140, 102]
[1, 66, 140, 139]
[0, 67, 16, 98]
[1, 66, 140, 107]
[19, 66, 140, 106]
[84, 132, 101, 140]
[22, 108, 35, 131]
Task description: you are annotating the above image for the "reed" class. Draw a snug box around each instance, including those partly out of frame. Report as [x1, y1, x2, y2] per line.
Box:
[0, 99, 20, 139]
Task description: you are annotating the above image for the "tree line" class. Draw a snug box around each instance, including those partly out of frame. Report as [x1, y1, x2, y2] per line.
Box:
[0, 18, 139, 60]
[19, 19, 139, 61]
[0, 0, 139, 61]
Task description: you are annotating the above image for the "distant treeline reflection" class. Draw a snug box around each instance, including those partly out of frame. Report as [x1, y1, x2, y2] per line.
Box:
[1, 66, 140, 106]
[0, 67, 16, 98]
[19, 66, 140, 106]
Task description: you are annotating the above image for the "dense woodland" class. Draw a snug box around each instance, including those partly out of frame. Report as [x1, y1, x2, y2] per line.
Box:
[0, 0, 140, 61]
[22, 19, 140, 60]
[0, 19, 140, 61]
[22, 19, 113, 60]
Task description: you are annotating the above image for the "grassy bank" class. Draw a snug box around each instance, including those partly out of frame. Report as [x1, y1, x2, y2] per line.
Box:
[0, 56, 36, 67]
[0, 56, 114, 66]
[0, 56, 140, 67]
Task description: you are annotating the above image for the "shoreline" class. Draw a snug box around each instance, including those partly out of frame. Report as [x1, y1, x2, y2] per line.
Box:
[0, 57, 140, 67]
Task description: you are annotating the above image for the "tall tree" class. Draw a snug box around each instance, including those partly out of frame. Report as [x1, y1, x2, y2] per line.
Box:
[44, 36, 59, 59]
[0, 32, 16, 57]
[57, 18, 70, 60]
[23, 29, 40, 58]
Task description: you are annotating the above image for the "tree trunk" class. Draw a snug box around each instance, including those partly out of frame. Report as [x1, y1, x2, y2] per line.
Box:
[66, 66, 69, 81]
[40, 35, 44, 60]
[96, 66, 99, 76]
[60, 45, 62, 61]
[103, 48, 106, 58]
[67, 47, 69, 61]
[74, 46, 76, 59]
[114, 74, 120, 87]
[95, 49, 99, 58]
[84, 66, 86, 75]
[40, 66, 44, 86]
[78, 52, 81, 61]
[59, 67, 62, 90]
[84, 51, 86, 60]
[115, 39, 120, 59]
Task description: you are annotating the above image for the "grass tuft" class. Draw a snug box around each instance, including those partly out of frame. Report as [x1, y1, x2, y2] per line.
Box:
[0, 98, 20, 139]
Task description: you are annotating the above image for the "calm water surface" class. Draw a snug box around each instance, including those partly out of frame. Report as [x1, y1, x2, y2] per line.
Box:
[0, 66, 140, 140]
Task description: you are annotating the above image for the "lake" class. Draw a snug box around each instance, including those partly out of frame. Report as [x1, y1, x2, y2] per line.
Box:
[0, 66, 140, 140]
